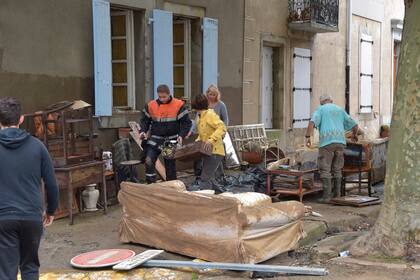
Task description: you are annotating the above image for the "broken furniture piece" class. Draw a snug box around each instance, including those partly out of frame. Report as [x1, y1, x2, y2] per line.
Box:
[266, 167, 322, 202]
[118, 180, 305, 263]
[173, 141, 212, 161]
[227, 124, 284, 166]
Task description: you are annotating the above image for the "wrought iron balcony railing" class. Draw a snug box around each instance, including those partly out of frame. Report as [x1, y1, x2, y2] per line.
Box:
[288, 0, 339, 33]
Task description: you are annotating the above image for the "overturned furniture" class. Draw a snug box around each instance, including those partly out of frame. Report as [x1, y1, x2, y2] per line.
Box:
[119, 181, 305, 263]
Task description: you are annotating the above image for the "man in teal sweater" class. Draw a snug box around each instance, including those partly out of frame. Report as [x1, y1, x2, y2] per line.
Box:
[0, 97, 59, 280]
[305, 95, 359, 203]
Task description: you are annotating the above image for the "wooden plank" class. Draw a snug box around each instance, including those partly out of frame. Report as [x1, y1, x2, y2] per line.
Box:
[128, 122, 166, 180]
[174, 141, 212, 161]
[331, 195, 381, 207]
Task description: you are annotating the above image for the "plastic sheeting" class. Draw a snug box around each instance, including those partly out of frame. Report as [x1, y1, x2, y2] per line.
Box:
[186, 167, 268, 194]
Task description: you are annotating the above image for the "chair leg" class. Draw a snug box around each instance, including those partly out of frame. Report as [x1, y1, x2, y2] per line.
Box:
[341, 174, 346, 196]
[368, 171, 372, 197]
[358, 171, 362, 194]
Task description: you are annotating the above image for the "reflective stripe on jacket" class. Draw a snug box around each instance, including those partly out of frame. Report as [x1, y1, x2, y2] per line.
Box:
[140, 97, 192, 140]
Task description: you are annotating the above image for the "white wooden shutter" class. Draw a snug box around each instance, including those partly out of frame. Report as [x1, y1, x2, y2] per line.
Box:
[202, 17, 219, 92]
[92, 0, 112, 116]
[292, 48, 311, 128]
[152, 9, 173, 98]
[359, 33, 373, 113]
[261, 46, 273, 128]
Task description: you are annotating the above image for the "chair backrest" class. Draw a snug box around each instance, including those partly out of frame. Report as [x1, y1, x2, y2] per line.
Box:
[227, 124, 268, 153]
[113, 138, 132, 164]
[344, 142, 370, 168]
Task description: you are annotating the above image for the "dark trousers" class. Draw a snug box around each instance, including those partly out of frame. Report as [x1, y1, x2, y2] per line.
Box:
[198, 155, 224, 190]
[145, 145, 177, 183]
[0, 220, 43, 280]
[194, 158, 224, 178]
[318, 143, 345, 179]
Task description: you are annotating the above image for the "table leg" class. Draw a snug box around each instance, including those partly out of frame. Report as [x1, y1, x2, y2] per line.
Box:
[68, 183, 73, 225]
[79, 188, 84, 213]
[298, 176, 303, 202]
[102, 171, 108, 214]
[266, 173, 271, 195]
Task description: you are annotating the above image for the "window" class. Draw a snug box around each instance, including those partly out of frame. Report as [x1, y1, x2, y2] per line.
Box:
[111, 9, 135, 109]
[173, 18, 191, 99]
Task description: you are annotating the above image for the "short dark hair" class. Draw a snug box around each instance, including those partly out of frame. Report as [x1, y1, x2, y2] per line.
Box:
[157, 84, 170, 95]
[191, 94, 209, 110]
[0, 97, 22, 126]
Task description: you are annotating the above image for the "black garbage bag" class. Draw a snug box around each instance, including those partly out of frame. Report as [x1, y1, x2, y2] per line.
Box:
[211, 167, 267, 194]
[185, 167, 268, 194]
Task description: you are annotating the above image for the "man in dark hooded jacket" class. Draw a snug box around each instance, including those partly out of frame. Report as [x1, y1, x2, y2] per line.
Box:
[0, 97, 59, 280]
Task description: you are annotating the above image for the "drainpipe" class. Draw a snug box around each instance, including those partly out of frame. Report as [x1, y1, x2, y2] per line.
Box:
[345, 0, 352, 113]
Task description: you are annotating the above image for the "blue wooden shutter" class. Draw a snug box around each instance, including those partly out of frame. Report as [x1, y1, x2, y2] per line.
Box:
[292, 48, 311, 129]
[92, 0, 112, 116]
[202, 17, 218, 92]
[360, 33, 373, 113]
[152, 9, 173, 98]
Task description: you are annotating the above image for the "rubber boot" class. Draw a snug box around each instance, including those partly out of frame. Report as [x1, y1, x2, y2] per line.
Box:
[318, 178, 332, 203]
[332, 177, 342, 198]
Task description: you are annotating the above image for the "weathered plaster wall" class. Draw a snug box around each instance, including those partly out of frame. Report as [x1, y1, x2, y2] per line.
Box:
[243, 0, 346, 153]
[312, 0, 347, 109]
[349, 0, 404, 140]
[0, 0, 93, 114]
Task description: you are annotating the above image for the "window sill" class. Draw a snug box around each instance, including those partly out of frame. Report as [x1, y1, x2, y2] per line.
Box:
[95, 110, 141, 129]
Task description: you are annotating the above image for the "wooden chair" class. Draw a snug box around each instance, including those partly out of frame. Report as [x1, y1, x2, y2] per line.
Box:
[113, 138, 140, 184]
[341, 142, 372, 196]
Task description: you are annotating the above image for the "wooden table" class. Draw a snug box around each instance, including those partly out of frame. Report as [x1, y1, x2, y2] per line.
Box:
[266, 168, 322, 202]
[55, 161, 107, 225]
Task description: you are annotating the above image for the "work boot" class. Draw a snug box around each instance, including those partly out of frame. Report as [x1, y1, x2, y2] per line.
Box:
[332, 177, 342, 198]
[318, 178, 332, 204]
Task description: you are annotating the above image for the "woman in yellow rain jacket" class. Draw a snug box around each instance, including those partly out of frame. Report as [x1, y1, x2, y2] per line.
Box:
[191, 94, 226, 191]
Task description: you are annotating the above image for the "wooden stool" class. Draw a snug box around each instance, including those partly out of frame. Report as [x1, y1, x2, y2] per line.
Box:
[120, 160, 141, 183]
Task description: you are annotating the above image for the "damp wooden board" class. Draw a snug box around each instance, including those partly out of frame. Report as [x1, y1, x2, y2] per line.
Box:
[173, 141, 212, 161]
[331, 195, 381, 207]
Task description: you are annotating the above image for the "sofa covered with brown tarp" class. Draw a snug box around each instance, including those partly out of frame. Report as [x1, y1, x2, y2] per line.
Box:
[118, 181, 305, 263]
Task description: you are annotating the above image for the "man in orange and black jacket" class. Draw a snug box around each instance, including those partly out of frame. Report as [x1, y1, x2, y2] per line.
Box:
[140, 84, 192, 183]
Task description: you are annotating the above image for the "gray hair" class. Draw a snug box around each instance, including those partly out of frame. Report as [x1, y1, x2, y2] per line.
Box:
[319, 95, 332, 104]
